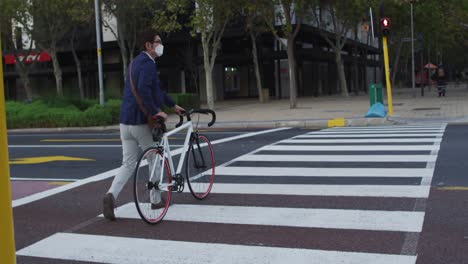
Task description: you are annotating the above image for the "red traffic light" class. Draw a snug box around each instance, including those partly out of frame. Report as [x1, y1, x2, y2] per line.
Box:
[380, 17, 391, 36]
[382, 18, 390, 27]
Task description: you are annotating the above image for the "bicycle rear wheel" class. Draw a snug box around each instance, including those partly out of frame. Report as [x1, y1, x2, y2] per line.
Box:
[185, 135, 215, 200]
[134, 147, 172, 224]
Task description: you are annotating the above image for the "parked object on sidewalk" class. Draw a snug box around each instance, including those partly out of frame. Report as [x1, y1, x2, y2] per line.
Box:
[369, 84, 383, 106]
[365, 103, 387, 118]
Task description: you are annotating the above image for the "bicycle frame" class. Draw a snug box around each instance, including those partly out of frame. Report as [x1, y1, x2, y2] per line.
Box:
[150, 120, 193, 190]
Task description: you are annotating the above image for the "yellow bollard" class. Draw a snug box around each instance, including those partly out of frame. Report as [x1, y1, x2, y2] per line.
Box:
[0, 38, 17, 263]
[382, 37, 394, 116]
[328, 118, 345, 128]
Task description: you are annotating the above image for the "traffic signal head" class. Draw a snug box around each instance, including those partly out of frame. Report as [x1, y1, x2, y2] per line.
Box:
[380, 17, 391, 36]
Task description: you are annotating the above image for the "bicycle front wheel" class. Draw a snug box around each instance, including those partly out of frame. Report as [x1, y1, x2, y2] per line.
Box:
[134, 147, 172, 224]
[185, 135, 215, 200]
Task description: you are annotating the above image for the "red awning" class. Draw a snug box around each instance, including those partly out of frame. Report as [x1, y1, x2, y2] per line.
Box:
[4, 52, 51, 65]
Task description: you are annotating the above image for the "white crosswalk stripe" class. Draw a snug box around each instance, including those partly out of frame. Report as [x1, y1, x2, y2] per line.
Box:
[261, 145, 439, 151]
[234, 154, 438, 162]
[107, 203, 425, 232]
[17, 233, 417, 264]
[17, 124, 447, 264]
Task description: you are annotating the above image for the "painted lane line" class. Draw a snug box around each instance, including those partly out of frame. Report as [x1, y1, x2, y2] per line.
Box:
[324, 125, 446, 129]
[296, 134, 444, 138]
[12, 167, 119, 208]
[309, 130, 445, 134]
[41, 139, 121, 142]
[234, 154, 437, 162]
[7, 145, 184, 148]
[11, 127, 291, 207]
[322, 127, 445, 132]
[204, 183, 431, 198]
[40, 137, 180, 142]
[261, 145, 439, 151]
[108, 203, 425, 232]
[17, 233, 417, 264]
[323, 126, 445, 130]
[215, 167, 434, 178]
[281, 138, 442, 143]
[11, 178, 78, 182]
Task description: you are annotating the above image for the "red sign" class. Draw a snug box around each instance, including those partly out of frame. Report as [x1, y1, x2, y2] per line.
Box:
[4, 52, 51, 65]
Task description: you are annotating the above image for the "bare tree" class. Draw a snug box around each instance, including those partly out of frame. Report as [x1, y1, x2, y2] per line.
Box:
[102, 0, 157, 79]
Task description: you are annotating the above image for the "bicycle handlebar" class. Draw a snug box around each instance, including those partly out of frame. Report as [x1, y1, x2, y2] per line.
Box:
[175, 109, 216, 128]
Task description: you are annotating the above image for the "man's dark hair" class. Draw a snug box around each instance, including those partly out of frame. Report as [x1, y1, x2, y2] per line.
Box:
[138, 30, 159, 51]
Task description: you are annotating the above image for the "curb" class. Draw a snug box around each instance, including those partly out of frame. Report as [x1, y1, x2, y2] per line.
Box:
[7, 116, 467, 133]
[7, 117, 394, 133]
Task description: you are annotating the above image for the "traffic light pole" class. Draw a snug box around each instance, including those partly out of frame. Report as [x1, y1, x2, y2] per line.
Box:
[0, 37, 17, 264]
[382, 36, 394, 116]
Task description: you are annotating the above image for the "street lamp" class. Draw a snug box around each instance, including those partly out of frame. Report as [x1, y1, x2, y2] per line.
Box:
[94, 0, 105, 106]
[410, 0, 416, 97]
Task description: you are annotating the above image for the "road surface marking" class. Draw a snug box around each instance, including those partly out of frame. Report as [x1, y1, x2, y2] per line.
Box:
[261, 145, 439, 151]
[204, 183, 430, 198]
[8, 145, 183, 148]
[41, 139, 121, 142]
[281, 138, 442, 143]
[296, 134, 444, 138]
[109, 203, 425, 232]
[9, 156, 94, 165]
[437, 186, 468, 191]
[11, 127, 291, 207]
[11, 178, 79, 181]
[310, 130, 444, 134]
[40, 137, 179, 142]
[215, 167, 434, 178]
[17, 233, 417, 264]
[234, 154, 437, 162]
[48, 181, 71, 186]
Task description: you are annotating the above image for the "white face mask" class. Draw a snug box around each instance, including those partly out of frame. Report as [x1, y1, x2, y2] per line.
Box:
[155, 44, 164, 57]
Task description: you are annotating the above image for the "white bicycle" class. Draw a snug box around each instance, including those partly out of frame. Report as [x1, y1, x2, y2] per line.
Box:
[133, 109, 216, 224]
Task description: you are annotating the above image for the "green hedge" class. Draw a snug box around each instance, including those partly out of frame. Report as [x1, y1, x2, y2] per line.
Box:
[6, 99, 122, 129]
[165, 93, 200, 113]
[5, 93, 199, 129]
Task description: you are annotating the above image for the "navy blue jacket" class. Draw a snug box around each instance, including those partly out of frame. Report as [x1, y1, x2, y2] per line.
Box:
[119, 52, 175, 125]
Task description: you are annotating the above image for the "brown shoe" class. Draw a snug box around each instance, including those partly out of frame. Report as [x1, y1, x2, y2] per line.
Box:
[151, 198, 167, 210]
[103, 193, 116, 221]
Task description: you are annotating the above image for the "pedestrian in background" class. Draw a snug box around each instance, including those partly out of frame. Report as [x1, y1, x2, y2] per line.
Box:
[432, 65, 447, 97]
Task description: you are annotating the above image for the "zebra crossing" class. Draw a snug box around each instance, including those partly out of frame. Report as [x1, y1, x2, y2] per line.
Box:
[16, 123, 446, 264]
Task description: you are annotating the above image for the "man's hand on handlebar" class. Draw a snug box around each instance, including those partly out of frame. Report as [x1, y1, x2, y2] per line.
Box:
[173, 104, 185, 116]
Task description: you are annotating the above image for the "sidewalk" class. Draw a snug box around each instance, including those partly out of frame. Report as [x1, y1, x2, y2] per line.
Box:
[192, 83, 468, 129]
[8, 83, 468, 132]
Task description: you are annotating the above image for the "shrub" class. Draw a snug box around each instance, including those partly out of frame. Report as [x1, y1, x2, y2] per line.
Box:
[4, 94, 202, 129]
[5, 99, 122, 129]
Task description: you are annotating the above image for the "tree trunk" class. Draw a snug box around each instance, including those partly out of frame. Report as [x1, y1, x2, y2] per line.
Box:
[71, 28, 84, 101]
[16, 62, 33, 102]
[202, 36, 214, 110]
[121, 41, 129, 80]
[336, 51, 349, 97]
[49, 48, 63, 97]
[287, 38, 297, 109]
[391, 38, 403, 87]
[353, 29, 359, 95]
[250, 31, 264, 103]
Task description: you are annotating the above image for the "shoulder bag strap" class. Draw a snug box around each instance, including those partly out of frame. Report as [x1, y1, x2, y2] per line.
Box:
[129, 61, 151, 118]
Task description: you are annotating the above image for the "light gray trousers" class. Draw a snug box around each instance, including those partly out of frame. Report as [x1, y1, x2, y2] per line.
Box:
[107, 124, 161, 203]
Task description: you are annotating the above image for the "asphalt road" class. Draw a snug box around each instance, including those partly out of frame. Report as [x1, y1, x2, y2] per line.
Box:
[8, 124, 468, 264]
